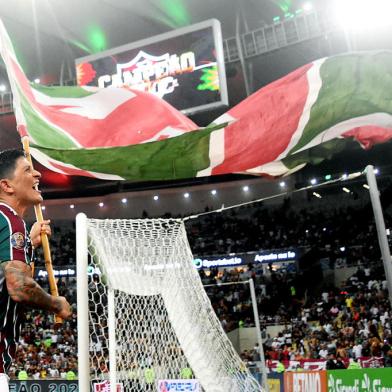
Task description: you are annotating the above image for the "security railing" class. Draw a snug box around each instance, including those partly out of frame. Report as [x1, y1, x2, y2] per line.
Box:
[223, 10, 336, 63]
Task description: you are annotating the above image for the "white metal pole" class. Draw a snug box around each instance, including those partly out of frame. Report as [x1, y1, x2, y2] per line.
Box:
[365, 165, 392, 307]
[204, 280, 267, 389]
[249, 278, 269, 392]
[235, 11, 251, 96]
[76, 213, 90, 392]
[108, 288, 117, 391]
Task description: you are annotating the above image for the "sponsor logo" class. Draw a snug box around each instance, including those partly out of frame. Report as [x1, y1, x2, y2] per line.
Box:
[292, 372, 322, 391]
[158, 380, 200, 391]
[254, 251, 296, 263]
[328, 373, 392, 392]
[193, 257, 242, 269]
[37, 268, 75, 278]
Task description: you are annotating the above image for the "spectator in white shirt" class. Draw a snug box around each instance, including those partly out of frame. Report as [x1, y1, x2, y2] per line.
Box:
[319, 345, 328, 359]
[352, 342, 362, 359]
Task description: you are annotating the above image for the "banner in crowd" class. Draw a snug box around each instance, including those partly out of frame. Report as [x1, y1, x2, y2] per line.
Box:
[93, 380, 124, 392]
[360, 357, 385, 368]
[267, 357, 385, 371]
[284, 370, 327, 392]
[9, 380, 78, 392]
[327, 368, 392, 391]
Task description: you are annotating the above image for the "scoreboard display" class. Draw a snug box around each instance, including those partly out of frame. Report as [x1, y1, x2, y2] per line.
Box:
[75, 19, 228, 114]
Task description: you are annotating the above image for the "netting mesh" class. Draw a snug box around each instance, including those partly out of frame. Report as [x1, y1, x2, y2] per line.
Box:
[86, 218, 262, 392]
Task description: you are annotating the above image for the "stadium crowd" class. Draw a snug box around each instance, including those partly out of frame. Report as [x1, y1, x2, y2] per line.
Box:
[236, 263, 392, 369]
[8, 277, 78, 379]
[8, 183, 392, 378]
[186, 195, 389, 262]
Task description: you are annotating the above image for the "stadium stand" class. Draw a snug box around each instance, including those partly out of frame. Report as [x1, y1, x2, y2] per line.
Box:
[10, 183, 392, 378]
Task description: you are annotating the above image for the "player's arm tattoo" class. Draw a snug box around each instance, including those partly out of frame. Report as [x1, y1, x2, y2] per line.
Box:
[3, 260, 61, 313]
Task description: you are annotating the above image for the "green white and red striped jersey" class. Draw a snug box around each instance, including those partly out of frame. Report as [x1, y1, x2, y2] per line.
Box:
[0, 203, 33, 373]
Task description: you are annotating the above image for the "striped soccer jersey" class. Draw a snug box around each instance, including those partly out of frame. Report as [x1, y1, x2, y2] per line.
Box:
[0, 203, 33, 373]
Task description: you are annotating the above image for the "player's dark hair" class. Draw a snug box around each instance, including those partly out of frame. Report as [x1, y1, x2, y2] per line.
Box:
[0, 149, 25, 180]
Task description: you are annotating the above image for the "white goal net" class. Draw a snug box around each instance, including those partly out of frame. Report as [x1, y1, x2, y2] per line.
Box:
[76, 214, 262, 392]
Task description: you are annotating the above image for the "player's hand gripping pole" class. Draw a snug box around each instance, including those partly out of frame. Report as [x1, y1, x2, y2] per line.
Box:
[21, 137, 63, 325]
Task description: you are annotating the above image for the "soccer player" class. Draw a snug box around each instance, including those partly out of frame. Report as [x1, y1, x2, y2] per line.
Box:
[0, 149, 72, 390]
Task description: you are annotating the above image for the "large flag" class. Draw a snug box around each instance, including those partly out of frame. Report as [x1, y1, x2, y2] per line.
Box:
[204, 52, 392, 177]
[0, 20, 198, 180]
[0, 19, 391, 181]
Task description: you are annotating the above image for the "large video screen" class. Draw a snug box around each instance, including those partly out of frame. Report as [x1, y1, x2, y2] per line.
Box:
[75, 19, 228, 114]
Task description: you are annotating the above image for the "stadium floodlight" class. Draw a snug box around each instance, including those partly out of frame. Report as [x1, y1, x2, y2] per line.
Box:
[70, 204, 75, 209]
[0, 84, 6, 92]
[184, 192, 190, 198]
[303, 2, 313, 12]
[374, 167, 379, 174]
[211, 189, 217, 195]
[121, 198, 127, 204]
[340, 246, 346, 252]
[334, 0, 392, 31]
[279, 181, 286, 188]
[242, 185, 249, 192]
[41, 206, 46, 211]
[310, 178, 317, 185]
[99, 202, 104, 207]
[153, 195, 159, 201]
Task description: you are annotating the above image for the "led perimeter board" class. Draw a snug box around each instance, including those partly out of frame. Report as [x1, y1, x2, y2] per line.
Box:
[75, 19, 228, 115]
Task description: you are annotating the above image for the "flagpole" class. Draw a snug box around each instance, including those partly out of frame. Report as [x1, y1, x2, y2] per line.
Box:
[21, 137, 63, 325]
[365, 165, 392, 308]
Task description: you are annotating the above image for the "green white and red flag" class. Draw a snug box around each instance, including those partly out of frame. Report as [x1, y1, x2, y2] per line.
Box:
[0, 19, 391, 181]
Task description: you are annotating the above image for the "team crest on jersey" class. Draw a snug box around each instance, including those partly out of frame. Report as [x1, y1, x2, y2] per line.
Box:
[11, 232, 25, 249]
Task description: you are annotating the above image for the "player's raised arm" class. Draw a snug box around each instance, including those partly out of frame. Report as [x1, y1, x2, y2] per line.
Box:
[3, 259, 72, 319]
[0, 149, 72, 389]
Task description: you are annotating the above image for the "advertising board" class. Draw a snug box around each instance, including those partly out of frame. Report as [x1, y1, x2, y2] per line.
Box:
[327, 368, 392, 392]
[284, 370, 327, 392]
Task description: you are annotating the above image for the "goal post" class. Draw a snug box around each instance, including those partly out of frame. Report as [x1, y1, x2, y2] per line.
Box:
[76, 213, 263, 392]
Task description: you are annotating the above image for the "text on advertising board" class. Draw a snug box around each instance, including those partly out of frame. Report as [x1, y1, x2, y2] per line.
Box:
[158, 379, 200, 391]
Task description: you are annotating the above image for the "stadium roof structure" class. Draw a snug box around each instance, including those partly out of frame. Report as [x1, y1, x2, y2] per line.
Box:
[0, 0, 391, 199]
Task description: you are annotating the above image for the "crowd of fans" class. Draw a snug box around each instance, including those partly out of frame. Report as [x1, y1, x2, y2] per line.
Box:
[9, 182, 392, 378]
[186, 194, 390, 264]
[237, 263, 392, 369]
[9, 277, 78, 380]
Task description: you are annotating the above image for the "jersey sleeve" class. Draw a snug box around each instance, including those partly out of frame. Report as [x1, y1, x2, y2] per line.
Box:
[0, 213, 12, 263]
[0, 212, 29, 264]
